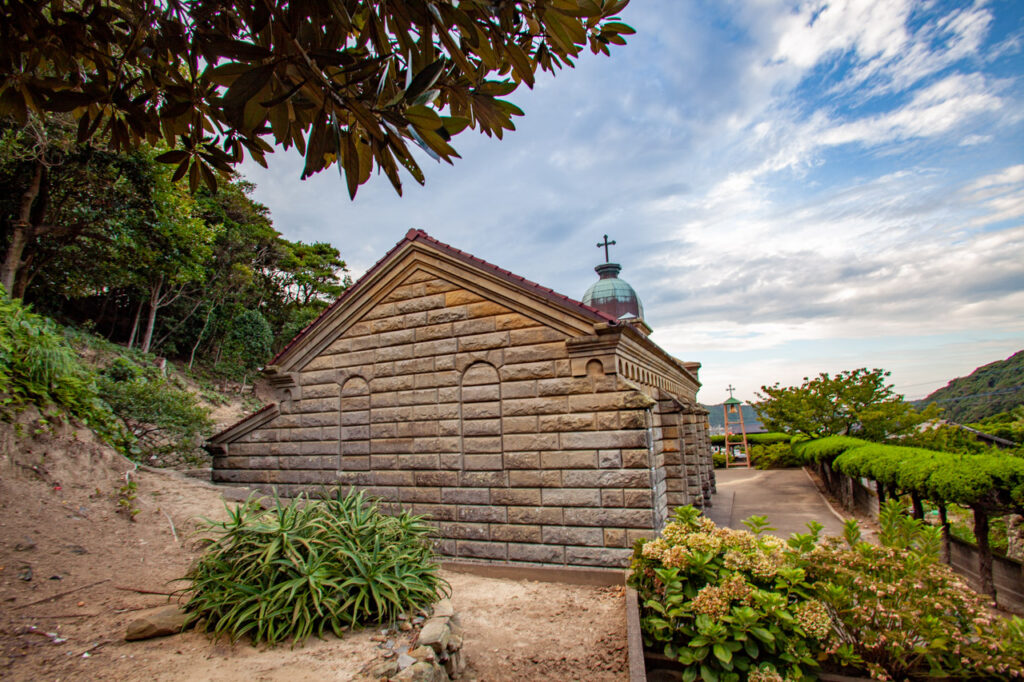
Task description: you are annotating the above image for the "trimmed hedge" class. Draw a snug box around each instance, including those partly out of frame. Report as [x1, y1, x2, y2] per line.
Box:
[793, 434, 1024, 598]
[793, 437, 1024, 511]
[710, 432, 791, 446]
[791, 435, 868, 464]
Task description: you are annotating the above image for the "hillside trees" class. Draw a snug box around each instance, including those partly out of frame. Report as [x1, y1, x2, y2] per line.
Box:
[0, 117, 156, 298]
[755, 368, 936, 441]
[2, 140, 348, 374]
[127, 162, 213, 354]
[2, 0, 633, 198]
[924, 350, 1024, 423]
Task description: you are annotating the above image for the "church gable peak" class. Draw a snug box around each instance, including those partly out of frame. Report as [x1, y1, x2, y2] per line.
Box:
[272, 230, 619, 371]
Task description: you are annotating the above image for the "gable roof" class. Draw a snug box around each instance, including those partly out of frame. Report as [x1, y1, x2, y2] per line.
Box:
[270, 229, 619, 367]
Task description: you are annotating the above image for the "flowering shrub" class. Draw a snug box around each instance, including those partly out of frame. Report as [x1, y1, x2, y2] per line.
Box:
[800, 518, 1024, 680]
[631, 504, 1024, 681]
[628, 506, 842, 681]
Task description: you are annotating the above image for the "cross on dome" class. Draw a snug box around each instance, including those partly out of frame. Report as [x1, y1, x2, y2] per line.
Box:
[596, 234, 616, 263]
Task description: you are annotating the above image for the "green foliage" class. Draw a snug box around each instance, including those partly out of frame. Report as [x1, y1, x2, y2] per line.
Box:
[711, 433, 791, 446]
[97, 358, 213, 465]
[117, 479, 140, 520]
[798, 436, 1024, 515]
[713, 451, 727, 469]
[938, 504, 1010, 556]
[631, 504, 1024, 680]
[800, 514, 1023, 680]
[751, 443, 802, 470]
[875, 500, 942, 557]
[276, 306, 324, 353]
[6, 0, 633, 197]
[791, 436, 870, 465]
[755, 369, 934, 440]
[279, 242, 350, 306]
[895, 421, 1000, 455]
[0, 288, 126, 444]
[923, 350, 1024, 423]
[218, 309, 273, 379]
[628, 507, 832, 681]
[181, 490, 448, 646]
[967, 405, 1024, 445]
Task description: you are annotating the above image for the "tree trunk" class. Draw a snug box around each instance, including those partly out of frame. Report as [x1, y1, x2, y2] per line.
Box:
[127, 298, 144, 349]
[972, 506, 996, 600]
[911, 493, 924, 520]
[876, 480, 886, 506]
[2, 227, 30, 298]
[140, 275, 164, 354]
[95, 289, 111, 331]
[938, 503, 950, 564]
[1, 163, 43, 297]
[155, 294, 203, 349]
[188, 304, 216, 370]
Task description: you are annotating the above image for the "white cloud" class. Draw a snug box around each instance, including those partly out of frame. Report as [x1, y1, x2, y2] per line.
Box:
[960, 133, 993, 146]
[816, 74, 1002, 147]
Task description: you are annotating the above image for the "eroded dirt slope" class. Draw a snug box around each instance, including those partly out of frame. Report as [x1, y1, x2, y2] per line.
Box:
[0, 412, 627, 681]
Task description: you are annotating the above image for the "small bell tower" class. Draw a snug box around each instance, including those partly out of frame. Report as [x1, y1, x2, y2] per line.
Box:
[722, 385, 751, 468]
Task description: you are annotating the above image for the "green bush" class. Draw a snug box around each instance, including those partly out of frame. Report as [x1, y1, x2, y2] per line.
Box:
[753, 443, 802, 470]
[792, 436, 869, 464]
[628, 506, 834, 681]
[711, 433, 791, 447]
[631, 503, 1024, 681]
[181, 490, 448, 646]
[98, 359, 213, 465]
[800, 502, 1024, 680]
[218, 308, 273, 380]
[0, 289, 126, 444]
[713, 451, 727, 468]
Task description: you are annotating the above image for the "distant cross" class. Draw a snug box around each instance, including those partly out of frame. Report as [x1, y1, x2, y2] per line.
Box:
[596, 234, 616, 262]
[726, 384, 736, 399]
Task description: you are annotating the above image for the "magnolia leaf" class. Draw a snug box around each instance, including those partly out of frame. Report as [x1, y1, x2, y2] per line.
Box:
[404, 58, 446, 103]
[155, 150, 190, 164]
[441, 116, 470, 136]
[404, 104, 443, 131]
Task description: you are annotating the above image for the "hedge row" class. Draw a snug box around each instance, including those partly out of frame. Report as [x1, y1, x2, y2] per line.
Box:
[710, 431, 792, 446]
[792, 436, 1024, 511]
[793, 435, 1024, 598]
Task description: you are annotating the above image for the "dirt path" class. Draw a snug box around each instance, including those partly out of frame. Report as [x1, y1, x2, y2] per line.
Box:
[1, 422, 627, 681]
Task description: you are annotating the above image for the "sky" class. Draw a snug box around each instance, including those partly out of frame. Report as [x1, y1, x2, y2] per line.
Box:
[241, 0, 1024, 405]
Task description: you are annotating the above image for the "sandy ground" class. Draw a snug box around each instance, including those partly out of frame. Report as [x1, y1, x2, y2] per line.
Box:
[0, 416, 627, 681]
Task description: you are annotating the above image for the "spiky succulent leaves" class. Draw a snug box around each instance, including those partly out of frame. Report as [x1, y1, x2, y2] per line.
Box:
[180, 490, 448, 646]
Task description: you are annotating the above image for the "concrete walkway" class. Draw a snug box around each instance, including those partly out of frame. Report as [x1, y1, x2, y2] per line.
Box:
[705, 468, 846, 539]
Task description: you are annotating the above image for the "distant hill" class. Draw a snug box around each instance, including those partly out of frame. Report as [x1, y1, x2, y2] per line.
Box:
[702, 403, 765, 432]
[921, 350, 1024, 423]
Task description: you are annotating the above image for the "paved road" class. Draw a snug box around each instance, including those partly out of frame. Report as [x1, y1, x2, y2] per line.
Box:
[705, 468, 847, 539]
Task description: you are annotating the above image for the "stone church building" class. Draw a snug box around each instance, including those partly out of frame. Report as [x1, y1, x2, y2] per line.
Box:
[207, 230, 713, 568]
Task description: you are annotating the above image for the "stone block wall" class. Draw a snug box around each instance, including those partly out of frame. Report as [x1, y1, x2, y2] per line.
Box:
[213, 270, 707, 568]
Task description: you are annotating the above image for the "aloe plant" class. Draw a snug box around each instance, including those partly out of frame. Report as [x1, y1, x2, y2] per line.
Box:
[180, 489, 448, 646]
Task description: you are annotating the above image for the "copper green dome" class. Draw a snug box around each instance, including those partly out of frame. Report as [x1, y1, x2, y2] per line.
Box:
[582, 262, 644, 321]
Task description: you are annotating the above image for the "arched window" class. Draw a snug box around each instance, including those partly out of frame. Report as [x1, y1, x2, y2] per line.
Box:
[339, 376, 370, 468]
[459, 362, 502, 470]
